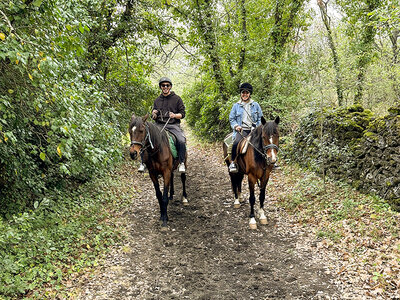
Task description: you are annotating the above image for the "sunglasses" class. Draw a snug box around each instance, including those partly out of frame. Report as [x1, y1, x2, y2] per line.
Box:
[161, 84, 171, 88]
[241, 90, 250, 94]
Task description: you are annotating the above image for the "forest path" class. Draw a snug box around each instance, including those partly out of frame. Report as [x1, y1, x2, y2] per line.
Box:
[74, 129, 340, 299]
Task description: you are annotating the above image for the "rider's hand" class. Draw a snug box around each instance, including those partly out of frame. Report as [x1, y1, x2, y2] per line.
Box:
[235, 125, 242, 132]
[152, 110, 158, 119]
[169, 112, 175, 119]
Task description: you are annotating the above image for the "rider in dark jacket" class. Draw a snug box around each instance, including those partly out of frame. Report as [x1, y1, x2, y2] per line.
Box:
[152, 77, 186, 173]
[138, 77, 187, 173]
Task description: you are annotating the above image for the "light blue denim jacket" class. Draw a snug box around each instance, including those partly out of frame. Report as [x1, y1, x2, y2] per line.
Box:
[229, 99, 263, 139]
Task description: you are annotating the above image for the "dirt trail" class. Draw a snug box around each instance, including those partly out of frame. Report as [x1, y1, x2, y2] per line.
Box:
[75, 138, 340, 299]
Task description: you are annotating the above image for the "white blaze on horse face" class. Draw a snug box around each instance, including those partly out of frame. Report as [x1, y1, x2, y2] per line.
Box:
[269, 137, 277, 163]
[131, 126, 137, 134]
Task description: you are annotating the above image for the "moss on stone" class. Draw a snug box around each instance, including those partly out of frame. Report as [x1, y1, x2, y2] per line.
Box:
[347, 104, 364, 113]
[388, 105, 400, 116]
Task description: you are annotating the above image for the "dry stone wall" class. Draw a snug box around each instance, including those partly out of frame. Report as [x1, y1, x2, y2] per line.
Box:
[288, 104, 400, 210]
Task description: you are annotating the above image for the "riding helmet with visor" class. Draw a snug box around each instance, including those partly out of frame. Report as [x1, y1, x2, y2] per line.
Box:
[239, 82, 253, 94]
[159, 77, 172, 88]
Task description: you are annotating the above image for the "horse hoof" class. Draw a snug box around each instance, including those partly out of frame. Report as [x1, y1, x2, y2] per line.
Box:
[260, 218, 268, 225]
[249, 217, 257, 230]
[249, 223, 257, 230]
[182, 197, 189, 206]
[160, 226, 169, 232]
[234, 200, 240, 208]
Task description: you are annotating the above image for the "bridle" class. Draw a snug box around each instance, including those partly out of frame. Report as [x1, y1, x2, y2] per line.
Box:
[241, 129, 279, 165]
[130, 124, 154, 154]
[264, 143, 279, 153]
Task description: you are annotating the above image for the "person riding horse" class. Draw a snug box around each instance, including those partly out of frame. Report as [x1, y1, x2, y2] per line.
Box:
[228, 82, 263, 173]
[142, 77, 187, 173]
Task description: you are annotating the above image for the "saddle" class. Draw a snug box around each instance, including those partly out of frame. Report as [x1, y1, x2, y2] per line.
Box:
[165, 130, 178, 159]
[224, 132, 251, 161]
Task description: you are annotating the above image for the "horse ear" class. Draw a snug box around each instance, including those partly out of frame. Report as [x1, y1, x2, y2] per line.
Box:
[261, 116, 266, 125]
[142, 113, 149, 123]
[131, 113, 136, 123]
[274, 116, 280, 125]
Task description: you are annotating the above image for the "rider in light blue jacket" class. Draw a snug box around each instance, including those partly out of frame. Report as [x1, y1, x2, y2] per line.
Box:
[228, 83, 263, 173]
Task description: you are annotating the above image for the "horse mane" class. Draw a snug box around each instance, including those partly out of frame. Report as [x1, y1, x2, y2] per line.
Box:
[249, 125, 264, 163]
[264, 120, 279, 136]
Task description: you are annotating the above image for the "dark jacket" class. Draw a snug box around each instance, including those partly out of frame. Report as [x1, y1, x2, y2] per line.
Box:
[153, 91, 185, 125]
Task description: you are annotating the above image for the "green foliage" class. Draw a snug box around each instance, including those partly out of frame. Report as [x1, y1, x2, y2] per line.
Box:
[0, 0, 162, 212]
[183, 78, 229, 141]
[178, 0, 308, 140]
[0, 172, 125, 298]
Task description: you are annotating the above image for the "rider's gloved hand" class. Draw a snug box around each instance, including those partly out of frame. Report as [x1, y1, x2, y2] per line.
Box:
[152, 109, 158, 119]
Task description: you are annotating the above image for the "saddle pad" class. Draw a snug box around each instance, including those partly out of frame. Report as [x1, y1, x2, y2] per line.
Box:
[224, 133, 233, 154]
[239, 136, 250, 154]
[166, 131, 178, 159]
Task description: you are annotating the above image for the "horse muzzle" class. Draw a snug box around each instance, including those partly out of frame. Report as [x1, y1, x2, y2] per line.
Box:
[264, 144, 279, 165]
[130, 141, 144, 160]
[130, 150, 138, 160]
[267, 155, 277, 165]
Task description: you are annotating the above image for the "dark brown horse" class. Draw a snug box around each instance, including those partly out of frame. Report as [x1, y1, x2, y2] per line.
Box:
[223, 116, 280, 229]
[129, 114, 187, 229]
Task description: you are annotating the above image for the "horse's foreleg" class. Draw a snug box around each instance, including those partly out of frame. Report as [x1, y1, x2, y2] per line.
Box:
[181, 173, 188, 206]
[150, 174, 163, 219]
[248, 175, 257, 230]
[238, 173, 244, 203]
[259, 173, 270, 225]
[259, 186, 267, 225]
[160, 171, 172, 228]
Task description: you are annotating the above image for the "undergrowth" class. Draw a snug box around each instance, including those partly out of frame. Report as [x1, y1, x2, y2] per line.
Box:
[273, 160, 400, 296]
[0, 161, 133, 299]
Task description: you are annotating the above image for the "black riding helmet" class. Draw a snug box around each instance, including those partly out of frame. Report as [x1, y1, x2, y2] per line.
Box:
[159, 77, 172, 87]
[239, 82, 253, 94]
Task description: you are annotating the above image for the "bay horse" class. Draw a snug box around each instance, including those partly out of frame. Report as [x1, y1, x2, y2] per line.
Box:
[129, 114, 188, 229]
[223, 116, 280, 229]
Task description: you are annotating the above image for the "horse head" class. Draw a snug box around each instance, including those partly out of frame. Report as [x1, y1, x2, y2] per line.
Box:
[129, 113, 149, 160]
[261, 116, 280, 165]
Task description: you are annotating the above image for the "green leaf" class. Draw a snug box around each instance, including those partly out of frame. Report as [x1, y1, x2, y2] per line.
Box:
[39, 152, 46, 161]
[32, 0, 43, 7]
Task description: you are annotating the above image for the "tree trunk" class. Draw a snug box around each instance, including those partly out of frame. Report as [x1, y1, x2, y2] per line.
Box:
[262, 0, 304, 97]
[353, 0, 380, 104]
[236, 0, 248, 87]
[389, 29, 400, 101]
[317, 0, 343, 106]
[196, 0, 228, 102]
